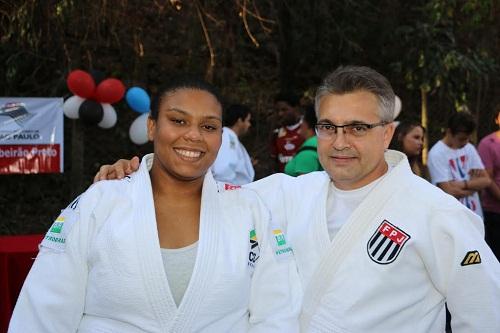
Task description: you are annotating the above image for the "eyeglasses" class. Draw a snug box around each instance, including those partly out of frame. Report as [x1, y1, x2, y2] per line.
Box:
[314, 121, 387, 139]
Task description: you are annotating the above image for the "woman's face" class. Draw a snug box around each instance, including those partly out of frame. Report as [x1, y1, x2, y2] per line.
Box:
[401, 126, 424, 157]
[148, 88, 223, 181]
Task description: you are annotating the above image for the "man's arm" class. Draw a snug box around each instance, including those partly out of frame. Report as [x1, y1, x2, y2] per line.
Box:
[436, 181, 474, 199]
[466, 168, 491, 191]
[93, 156, 140, 182]
[484, 168, 500, 201]
[426, 209, 500, 332]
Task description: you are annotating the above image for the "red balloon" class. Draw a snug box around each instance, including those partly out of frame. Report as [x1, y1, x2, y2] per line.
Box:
[94, 78, 126, 104]
[66, 70, 95, 98]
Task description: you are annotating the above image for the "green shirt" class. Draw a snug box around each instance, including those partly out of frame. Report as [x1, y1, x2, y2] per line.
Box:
[284, 136, 322, 177]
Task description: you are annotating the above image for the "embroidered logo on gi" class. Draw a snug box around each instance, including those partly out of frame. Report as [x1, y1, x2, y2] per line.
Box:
[461, 250, 481, 266]
[41, 196, 81, 251]
[367, 220, 410, 265]
[224, 183, 241, 191]
[49, 216, 64, 233]
[248, 229, 260, 269]
[270, 228, 294, 260]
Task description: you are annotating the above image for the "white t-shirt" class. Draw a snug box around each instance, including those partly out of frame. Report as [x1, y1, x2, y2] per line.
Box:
[326, 173, 387, 241]
[211, 127, 255, 185]
[427, 140, 485, 218]
[161, 242, 198, 307]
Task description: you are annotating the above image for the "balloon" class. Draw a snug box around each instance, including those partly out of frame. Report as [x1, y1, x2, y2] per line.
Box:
[63, 95, 85, 119]
[94, 78, 126, 104]
[98, 103, 117, 129]
[394, 95, 402, 119]
[126, 87, 150, 113]
[67, 70, 95, 98]
[129, 113, 149, 145]
[79, 99, 104, 125]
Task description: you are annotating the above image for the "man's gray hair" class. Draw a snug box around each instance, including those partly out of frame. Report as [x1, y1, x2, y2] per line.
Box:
[315, 66, 395, 122]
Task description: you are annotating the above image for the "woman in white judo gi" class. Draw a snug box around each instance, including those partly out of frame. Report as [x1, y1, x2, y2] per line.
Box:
[9, 77, 300, 333]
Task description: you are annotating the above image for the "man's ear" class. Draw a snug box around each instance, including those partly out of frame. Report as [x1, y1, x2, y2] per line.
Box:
[147, 116, 155, 142]
[383, 122, 396, 149]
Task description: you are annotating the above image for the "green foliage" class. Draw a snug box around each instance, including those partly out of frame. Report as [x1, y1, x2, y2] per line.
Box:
[391, 0, 497, 110]
[0, 0, 498, 234]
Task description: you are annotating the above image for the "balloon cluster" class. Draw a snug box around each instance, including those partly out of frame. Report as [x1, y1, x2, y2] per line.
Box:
[63, 70, 125, 128]
[125, 87, 150, 145]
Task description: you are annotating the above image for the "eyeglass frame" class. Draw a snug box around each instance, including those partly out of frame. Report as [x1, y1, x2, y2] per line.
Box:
[314, 121, 388, 139]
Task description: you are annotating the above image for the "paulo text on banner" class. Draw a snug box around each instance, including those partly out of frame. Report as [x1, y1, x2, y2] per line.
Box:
[0, 98, 64, 174]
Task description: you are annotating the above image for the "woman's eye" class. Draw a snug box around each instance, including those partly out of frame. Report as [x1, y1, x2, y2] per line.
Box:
[170, 118, 186, 125]
[202, 124, 219, 131]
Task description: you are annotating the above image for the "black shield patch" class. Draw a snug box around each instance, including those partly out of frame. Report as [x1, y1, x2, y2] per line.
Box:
[367, 220, 410, 265]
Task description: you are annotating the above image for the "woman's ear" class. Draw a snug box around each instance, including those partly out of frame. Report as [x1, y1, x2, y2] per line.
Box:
[147, 116, 155, 142]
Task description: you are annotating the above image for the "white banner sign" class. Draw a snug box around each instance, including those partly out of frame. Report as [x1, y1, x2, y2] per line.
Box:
[0, 98, 64, 174]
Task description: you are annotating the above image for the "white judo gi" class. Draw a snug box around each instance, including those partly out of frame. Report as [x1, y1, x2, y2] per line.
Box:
[211, 126, 255, 185]
[247, 150, 500, 333]
[9, 155, 300, 333]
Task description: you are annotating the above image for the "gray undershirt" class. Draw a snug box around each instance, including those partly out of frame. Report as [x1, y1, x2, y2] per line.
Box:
[160, 242, 198, 307]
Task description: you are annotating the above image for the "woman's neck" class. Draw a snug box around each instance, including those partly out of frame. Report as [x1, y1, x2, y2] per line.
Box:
[149, 164, 203, 200]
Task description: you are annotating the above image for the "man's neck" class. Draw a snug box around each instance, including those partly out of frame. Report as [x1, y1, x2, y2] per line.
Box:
[229, 125, 241, 138]
[442, 135, 458, 149]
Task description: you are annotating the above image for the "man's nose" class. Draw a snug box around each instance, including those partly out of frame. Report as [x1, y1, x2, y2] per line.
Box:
[332, 129, 350, 150]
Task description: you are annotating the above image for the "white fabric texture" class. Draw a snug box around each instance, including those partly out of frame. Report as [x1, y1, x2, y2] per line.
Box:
[9, 154, 300, 333]
[248, 150, 499, 333]
[428, 140, 485, 218]
[160, 242, 198, 307]
[325, 176, 383, 241]
[211, 126, 254, 185]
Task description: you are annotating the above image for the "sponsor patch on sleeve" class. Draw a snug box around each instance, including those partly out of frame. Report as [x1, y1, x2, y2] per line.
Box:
[461, 250, 481, 266]
[269, 224, 294, 261]
[248, 229, 261, 273]
[40, 196, 80, 252]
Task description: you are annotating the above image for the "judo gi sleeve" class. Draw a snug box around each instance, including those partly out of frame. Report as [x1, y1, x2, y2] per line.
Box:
[211, 142, 238, 183]
[8, 194, 91, 333]
[247, 204, 301, 333]
[425, 208, 500, 333]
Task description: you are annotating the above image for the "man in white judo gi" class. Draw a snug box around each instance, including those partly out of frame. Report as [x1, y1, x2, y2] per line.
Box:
[211, 104, 255, 185]
[94, 66, 500, 332]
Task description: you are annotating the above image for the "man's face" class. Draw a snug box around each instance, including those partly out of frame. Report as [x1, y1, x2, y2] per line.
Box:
[237, 113, 252, 136]
[449, 131, 472, 149]
[317, 90, 394, 190]
[275, 101, 299, 126]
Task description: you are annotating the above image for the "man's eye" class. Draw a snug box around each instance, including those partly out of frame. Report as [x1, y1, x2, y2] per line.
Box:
[319, 124, 334, 131]
[350, 125, 368, 133]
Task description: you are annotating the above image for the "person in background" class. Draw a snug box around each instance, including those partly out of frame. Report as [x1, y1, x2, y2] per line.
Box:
[389, 121, 428, 179]
[284, 105, 322, 176]
[478, 104, 500, 260]
[270, 92, 304, 172]
[428, 111, 491, 219]
[211, 104, 255, 185]
[9, 77, 300, 332]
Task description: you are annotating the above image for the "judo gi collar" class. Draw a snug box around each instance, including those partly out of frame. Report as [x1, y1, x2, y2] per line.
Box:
[131, 155, 221, 332]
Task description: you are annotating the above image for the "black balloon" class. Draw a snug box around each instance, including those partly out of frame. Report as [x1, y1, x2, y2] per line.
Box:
[89, 69, 106, 85]
[79, 99, 103, 125]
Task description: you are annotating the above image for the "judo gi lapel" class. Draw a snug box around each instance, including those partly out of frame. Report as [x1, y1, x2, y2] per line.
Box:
[132, 156, 177, 332]
[300, 151, 409, 330]
[132, 156, 221, 332]
[169, 170, 220, 332]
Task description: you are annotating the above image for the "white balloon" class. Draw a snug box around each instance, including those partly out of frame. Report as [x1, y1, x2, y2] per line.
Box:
[129, 113, 149, 145]
[98, 103, 117, 129]
[63, 95, 84, 119]
[394, 95, 402, 119]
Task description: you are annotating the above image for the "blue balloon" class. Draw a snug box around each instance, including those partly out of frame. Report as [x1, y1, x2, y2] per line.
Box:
[126, 87, 150, 113]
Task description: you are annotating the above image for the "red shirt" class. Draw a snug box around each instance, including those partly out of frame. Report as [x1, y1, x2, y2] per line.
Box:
[271, 122, 304, 172]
